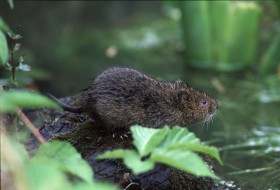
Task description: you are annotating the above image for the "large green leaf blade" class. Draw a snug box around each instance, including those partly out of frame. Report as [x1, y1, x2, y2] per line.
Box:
[27, 158, 70, 190]
[0, 17, 11, 33]
[162, 126, 200, 148]
[130, 125, 169, 156]
[0, 30, 8, 65]
[161, 126, 222, 164]
[0, 17, 16, 38]
[151, 149, 218, 179]
[169, 143, 223, 165]
[97, 149, 155, 175]
[96, 149, 129, 159]
[0, 91, 60, 112]
[123, 150, 155, 175]
[34, 141, 93, 183]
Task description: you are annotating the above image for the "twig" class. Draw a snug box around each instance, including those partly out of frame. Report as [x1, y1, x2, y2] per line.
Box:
[16, 108, 46, 143]
[11, 37, 15, 82]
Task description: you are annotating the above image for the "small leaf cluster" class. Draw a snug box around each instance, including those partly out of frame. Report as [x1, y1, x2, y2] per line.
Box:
[0, 5, 31, 83]
[1, 137, 120, 190]
[98, 125, 223, 179]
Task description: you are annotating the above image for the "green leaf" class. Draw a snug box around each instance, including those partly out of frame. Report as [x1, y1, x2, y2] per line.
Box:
[7, 0, 14, 9]
[130, 125, 169, 156]
[97, 149, 155, 175]
[161, 127, 222, 164]
[1, 132, 29, 173]
[34, 141, 93, 183]
[123, 150, 155, 175]
[151, 148, 218, 179]
[98, 126, 223, 177]
[260, 31, 280, 73]
[0, 30, 8, 65]
[0, 17, 14, 36]
[96, 149, 129, 159]
[27, 158, 70, 190]
[0, 91, 60, 112]
[168, 143, 223, 165]
[161, 126, 200, 148]
[11, 139, 30, 161]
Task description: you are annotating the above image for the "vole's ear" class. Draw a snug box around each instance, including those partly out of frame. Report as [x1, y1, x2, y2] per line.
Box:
[175, 80, 183, 85]
[175, 80, 189, 88]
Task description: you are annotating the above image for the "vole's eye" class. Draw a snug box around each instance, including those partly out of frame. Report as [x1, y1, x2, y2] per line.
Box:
[200, 99, 208, 106]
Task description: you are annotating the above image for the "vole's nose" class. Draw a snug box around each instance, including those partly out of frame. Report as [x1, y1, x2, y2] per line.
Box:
[208, 101, 218, 114]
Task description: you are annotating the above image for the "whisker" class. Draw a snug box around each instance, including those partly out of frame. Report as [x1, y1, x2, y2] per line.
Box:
[202, 120, 206, 130]
[201, 120, 205, 129]
[202, 111, 218, 131]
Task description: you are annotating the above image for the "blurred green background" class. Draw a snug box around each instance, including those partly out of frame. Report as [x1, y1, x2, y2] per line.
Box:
[1, 1, 279, 189]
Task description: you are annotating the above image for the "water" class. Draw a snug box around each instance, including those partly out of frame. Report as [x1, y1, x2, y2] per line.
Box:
[185, 71, 280, 189]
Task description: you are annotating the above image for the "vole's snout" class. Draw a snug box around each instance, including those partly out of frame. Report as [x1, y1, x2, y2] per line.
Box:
[208, 101, 218, 114]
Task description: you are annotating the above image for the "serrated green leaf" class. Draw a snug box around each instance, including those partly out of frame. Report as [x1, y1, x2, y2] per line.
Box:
[34, 141, 93, 183]
[151, 149, 218, 179]
[27, 158, 70, 190]
[123, 150, 155, 175]
[96, 149, 129, 159]
[0, 91, 60, 112]
[161, 126, 200, 148]
[130, 125, 169, 156]
[97, 149, 155, 175]
[161, 127, 222, 164]
[0, 30, 8, 65]
[168, 143, 223, 165]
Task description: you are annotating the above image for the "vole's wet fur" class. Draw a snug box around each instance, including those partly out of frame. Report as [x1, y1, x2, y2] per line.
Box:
[53, 67, 218, 130]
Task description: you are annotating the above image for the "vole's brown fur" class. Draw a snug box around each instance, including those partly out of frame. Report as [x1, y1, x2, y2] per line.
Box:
[52, 67, 218, 130]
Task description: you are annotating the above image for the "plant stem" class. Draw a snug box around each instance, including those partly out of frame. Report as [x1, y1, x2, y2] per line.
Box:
[11, 39, 15, 82]
[16, 108, 46, 143]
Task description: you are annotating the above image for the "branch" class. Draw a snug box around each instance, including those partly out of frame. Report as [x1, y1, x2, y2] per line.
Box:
[16, 108, 46, 143]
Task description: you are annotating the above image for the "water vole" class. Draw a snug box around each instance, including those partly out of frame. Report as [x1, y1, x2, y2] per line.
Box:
[51, 67, 218, 130]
